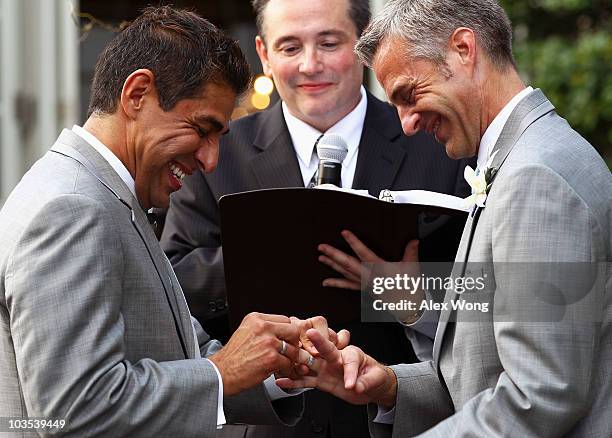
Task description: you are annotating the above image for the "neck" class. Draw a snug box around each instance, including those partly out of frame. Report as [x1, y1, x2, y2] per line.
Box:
[478, 64, 525, 137]
[83, 113, 130, 172]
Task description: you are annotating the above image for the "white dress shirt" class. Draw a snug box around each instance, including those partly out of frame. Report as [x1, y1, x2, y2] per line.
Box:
[72, 125, 298, 428]
[374, 85, 534, 425]
[283, 85, 367, 189]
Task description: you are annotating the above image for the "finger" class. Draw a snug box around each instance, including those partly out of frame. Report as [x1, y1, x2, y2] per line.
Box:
[322, 277, 361, 291]
[308, 316, 329, 340]
[279, 340, 301, 363]
[299, 316, 328, 356]
[401, 239, 420, 262]
[295, 347, 321, 373]
[341, 230, 380, 262]
[305, 328, 341, 364]
[327, 328, 338, 346]
[266, 322, 301, 344]
[318, 255, 358, 281]
[251, 313, 292, 323]
[354, 365, 390, 396]
[275, 376, 318, 390]
[276, 354, 306, 380]
[336, 329, 351, 350]
[318, 245, 363, 277]
[341, 346, 364, 389]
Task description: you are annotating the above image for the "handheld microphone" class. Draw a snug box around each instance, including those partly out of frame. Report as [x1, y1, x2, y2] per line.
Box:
[316, 133, 348, 187]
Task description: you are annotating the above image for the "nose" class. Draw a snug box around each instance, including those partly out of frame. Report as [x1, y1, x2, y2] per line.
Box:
[194, 137, 220, 174]
[298, 47, 323, 75]
[398, 107, 421, 136]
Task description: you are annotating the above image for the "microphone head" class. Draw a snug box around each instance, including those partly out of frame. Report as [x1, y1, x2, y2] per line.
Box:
[316, 133, 348, 163]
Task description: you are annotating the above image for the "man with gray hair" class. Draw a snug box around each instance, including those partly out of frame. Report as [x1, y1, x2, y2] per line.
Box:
[278, 0, 612, 436]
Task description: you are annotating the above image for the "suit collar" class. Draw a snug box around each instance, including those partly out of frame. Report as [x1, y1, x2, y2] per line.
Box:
[253, 101, 289, 152]
[489, 88, 555, 174]
[250, 102, 306, 188]
[51, 129, 140, 211]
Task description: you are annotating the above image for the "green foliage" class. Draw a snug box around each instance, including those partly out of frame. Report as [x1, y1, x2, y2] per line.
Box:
[500, 0, 612, 167]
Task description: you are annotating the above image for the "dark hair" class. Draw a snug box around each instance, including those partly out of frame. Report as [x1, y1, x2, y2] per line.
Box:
[88, 6, 251, 117]
[251, 0, 370, 40]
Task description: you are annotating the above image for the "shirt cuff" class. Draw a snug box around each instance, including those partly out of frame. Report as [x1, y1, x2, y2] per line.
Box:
[205, 359, 226, 428]
[263, 374, 309, 400]
[373, 404, 396, 424]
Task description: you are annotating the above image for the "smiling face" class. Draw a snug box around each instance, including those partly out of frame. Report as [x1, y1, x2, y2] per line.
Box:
[255, 0, 364, 132]
[128, 80, 236, 209]
[373, 36, 481, 159]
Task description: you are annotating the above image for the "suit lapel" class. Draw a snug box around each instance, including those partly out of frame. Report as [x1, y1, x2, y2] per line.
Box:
[352, 93, 406, 193]
[51, 130, 195, 358]
[432, 89, 556, 363]
[432, 209, 481, 361]
[250, 102, 304, 188]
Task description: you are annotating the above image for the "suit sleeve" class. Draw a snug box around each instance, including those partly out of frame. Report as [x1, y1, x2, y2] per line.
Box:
[392, 164, 605, 437]
[161, 170, 228, 323]
[367, 361, 454, 438]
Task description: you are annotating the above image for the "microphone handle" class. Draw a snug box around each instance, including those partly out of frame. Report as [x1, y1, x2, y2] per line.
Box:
[316, 160, 342, 186]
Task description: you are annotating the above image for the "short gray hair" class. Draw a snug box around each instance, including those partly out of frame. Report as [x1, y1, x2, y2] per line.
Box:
[355, 0, 516, 71]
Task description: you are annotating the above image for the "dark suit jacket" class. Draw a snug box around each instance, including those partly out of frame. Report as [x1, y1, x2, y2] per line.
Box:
[161, 93, 472, 437]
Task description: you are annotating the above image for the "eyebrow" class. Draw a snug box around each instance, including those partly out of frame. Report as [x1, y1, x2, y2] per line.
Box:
[272, 29, 348, 49]
[389, 81, 415, 105]
[194, 115, 228, 135]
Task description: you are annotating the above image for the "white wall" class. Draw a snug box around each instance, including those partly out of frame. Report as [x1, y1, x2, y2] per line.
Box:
[0, 0, 79, 205]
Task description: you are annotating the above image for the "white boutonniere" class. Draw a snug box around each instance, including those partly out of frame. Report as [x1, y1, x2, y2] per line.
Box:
[464, 150, 499, 210]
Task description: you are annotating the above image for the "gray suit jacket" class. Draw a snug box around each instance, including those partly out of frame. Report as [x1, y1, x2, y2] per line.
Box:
[368, 89, 612, 437]
[0, 130, 302, 437]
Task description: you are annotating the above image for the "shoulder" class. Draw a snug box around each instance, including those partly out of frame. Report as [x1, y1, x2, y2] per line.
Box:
[503, 113, 612, 212]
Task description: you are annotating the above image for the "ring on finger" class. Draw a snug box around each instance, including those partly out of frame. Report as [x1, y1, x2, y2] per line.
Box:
[306, 355, 316, 368]
[279, 340, 287, 355]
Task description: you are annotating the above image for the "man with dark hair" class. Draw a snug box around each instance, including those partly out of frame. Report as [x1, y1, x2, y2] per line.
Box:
[161, 0, 471, 436]
[278, 0, 612, 436]
[0, 6, 339, 436]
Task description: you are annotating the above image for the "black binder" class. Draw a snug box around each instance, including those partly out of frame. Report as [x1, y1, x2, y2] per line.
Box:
[220, 187, 466, 329]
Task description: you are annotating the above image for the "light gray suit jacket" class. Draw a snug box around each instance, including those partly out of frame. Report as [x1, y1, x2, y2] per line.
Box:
[368, 89, 612, 437]
[0, 130, 302, 437]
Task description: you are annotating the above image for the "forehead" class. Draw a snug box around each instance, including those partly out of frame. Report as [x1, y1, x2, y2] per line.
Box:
[261, 0, 356, 41]
[372, 38, 410, 86]
[372, 37, 436, 92]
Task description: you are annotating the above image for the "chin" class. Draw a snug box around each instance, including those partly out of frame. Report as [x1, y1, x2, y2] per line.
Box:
[445, 141, 476, 160]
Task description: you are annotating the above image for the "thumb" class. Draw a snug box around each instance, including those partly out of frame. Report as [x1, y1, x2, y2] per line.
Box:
[402, 239, 419, 262]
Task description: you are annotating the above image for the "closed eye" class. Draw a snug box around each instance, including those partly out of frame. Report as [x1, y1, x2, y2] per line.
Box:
[196, 126, 208, 138]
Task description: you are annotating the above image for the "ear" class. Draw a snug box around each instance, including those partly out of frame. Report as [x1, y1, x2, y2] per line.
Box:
[120, 69, 156, 119]
[255, 36, 273, 77]
[448, 27, 477, 71]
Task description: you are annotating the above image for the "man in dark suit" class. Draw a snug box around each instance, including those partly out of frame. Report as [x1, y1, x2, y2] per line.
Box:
[161, 0, 470, 436]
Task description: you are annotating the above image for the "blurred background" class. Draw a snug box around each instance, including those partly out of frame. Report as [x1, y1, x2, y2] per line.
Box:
[1, 0, 610, 205]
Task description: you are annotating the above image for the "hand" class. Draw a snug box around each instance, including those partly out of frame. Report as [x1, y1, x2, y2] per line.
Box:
[276, 329, 398, 408]
[289, 316, 351, 356]
[319, 230, 420, 292]
[209, 312, 302, 396]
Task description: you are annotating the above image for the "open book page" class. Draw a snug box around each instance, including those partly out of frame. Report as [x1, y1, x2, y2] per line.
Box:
[314, 184, 469, 212]
[387, 190, 469, 212]
[314, 184, 374, 198]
